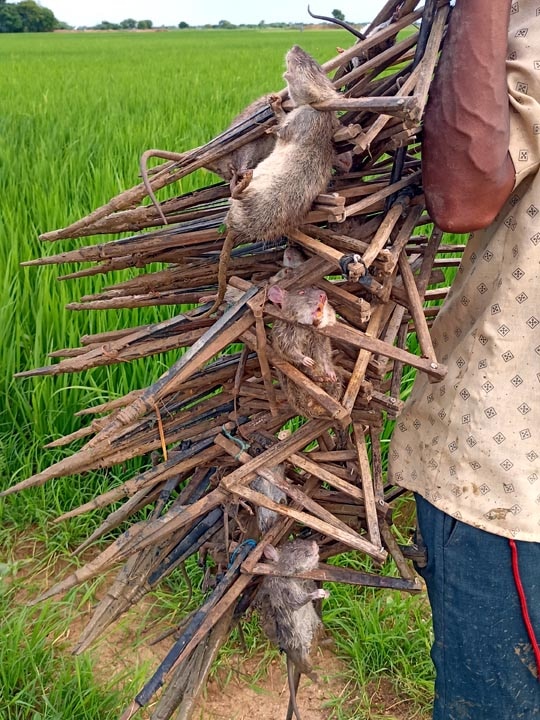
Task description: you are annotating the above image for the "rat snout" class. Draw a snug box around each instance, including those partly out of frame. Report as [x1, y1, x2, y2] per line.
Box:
[312, 292, 327, 327]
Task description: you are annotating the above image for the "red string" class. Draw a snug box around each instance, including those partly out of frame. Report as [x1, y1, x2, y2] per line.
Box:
[509, 538, 540, 682]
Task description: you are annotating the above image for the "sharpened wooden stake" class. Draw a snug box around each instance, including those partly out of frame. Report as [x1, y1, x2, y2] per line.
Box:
[9, 5, 455, 717]
[353, 424, 382, 550]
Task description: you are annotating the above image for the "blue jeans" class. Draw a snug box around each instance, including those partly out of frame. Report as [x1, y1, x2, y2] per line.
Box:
[414, 494, 540, 720]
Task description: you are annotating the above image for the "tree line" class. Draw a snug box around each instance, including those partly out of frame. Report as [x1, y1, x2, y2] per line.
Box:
[93, 19, 153, 31]
[0, 0, 58, 32]
[0, 2, 353, 34]
[179, 10, 349, 30]
[0, 1, 154, 32]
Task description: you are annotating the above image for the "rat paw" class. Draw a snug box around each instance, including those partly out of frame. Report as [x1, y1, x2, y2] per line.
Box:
[302, 356, 315, 368]
[269, 93, 283, 111]
[231, 169, 253, 198]
[313, 588, 330, 600]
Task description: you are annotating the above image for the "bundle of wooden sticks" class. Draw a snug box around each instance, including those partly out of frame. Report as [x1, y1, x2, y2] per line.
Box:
[5, 1, 458, 718]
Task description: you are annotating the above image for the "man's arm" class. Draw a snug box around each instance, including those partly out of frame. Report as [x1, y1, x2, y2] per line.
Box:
[422, 0, 515, 232]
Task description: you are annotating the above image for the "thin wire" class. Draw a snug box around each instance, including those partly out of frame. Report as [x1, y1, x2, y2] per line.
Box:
[509, 538, 540, 681]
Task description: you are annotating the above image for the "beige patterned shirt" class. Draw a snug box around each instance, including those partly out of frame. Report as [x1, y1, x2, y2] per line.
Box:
[389, 0, 540, 541]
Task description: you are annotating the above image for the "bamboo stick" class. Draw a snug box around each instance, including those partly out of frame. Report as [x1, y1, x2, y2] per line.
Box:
[353, 424, 382, 550]
[7, 7, 458, 713]
[248, 561, 421, 592]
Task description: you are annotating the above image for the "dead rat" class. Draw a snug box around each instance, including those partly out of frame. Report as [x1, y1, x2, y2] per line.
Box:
[251, 463, 287, 534]
[283, 244, 308, 271]
[139, 95, 277, 225]
[267, 284, 343, 420]
[203, 94, 277, 190]
[202, 44, 341, 317]
[270, 244, 308, 283]
[256, 538, 329, 720]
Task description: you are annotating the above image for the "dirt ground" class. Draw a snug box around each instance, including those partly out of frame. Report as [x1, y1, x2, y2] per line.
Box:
[85, 622, 423, 720]
[71, 600, 426, 720]
[195, 653, 423, 720]
[9, 539, 428, 720]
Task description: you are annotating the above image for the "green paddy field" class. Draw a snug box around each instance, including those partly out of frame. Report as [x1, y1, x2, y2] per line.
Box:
[0, 29, 433, 719]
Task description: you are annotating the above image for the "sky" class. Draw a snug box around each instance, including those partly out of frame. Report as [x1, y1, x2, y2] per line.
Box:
[42, 1, 388, 29]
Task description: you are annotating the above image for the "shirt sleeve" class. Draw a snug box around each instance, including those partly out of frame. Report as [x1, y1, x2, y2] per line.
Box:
[507, 3, 540, 187]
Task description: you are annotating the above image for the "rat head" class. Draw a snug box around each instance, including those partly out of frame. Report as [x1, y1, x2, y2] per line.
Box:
[268, 285, 336, 328]
[263, 538, 320, 573]
[283, 45, 337, 106]
[282, 245, 306, 269]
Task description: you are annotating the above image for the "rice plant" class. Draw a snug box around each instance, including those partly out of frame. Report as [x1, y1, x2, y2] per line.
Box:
[0, 28, 437, 719]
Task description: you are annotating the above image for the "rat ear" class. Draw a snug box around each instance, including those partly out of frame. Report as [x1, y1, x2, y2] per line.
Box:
[263, 544, 280, 562]
[267, 285, 285, 306]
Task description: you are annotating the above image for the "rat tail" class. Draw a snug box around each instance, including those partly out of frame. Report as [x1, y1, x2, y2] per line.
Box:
[286, 655, 303, 720]
[198, 227, 237, 318]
